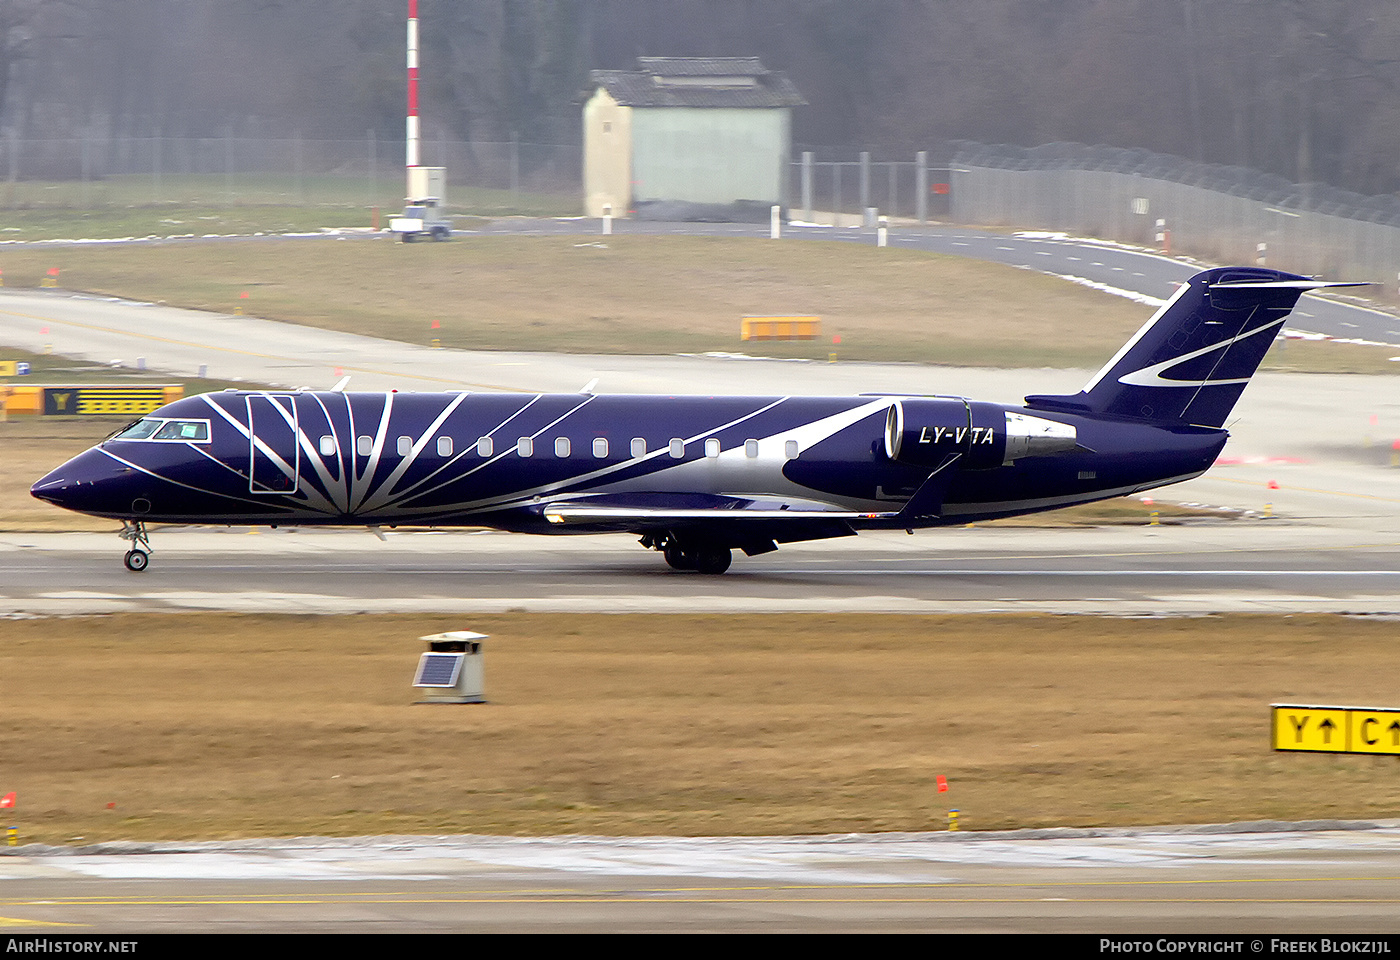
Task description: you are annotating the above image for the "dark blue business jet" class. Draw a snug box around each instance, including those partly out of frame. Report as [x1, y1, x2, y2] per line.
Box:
[32, 267, 1353, 574]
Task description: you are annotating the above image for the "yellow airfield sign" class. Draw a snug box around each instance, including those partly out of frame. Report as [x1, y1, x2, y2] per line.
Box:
[1272, 703, 1400, 755]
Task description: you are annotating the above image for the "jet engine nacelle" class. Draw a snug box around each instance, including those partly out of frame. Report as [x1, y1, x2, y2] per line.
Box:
[883, 399, 1076, 469]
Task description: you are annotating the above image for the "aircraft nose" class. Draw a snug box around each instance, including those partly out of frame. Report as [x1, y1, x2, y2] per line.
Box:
[30, 448, 132, 514]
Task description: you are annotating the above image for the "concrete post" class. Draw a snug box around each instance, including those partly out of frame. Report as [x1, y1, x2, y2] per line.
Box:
[916, 151, 928, 223]
[801, 151, 813, 222]
[510, 133, 520, 202]
[859, 151, 871, 216]
[833, 162, 842, 228]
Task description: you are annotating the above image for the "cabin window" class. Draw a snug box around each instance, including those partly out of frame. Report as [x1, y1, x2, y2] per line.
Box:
[356, 435, 373, 457]
[785, 440, 799, 459]
[744, 439, 759, 458]
[630, 437, 647, 458]
[397, 436, 412, 456]
[705, 438, 721, 458]
[554, 437, 571, 458]
[517, 437, 533, 457]
[437, 436, 453, 457]
[593, 437, 608, 459]
[113, 419, 161, 440]
[476, 436, 493, 457]
[320, 435, 336, 456]
[669, 438, 684, 459]
[151, 420, 209, 442]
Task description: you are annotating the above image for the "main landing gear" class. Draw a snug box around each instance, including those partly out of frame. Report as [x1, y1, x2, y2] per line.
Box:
[640, 534, 733, 575]
[119, 520, 151, 572]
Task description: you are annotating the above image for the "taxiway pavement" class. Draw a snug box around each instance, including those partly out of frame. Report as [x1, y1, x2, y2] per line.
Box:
[4, 823, 1400, 933]
[4, 520, 1399, 616]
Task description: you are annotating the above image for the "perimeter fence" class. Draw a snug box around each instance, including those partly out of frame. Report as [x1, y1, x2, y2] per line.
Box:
[4, 131, 1399, 284]
[788, 149, 953, 224]
[949, 141, 1400, 284]
[0, 134, 582, 215]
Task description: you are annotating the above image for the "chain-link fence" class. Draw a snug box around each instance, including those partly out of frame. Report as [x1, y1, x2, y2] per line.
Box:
[788, 149, 953, 223]
[0, 135, 583, 215]
[950, 141, 1400, 283]
[6, 133, 1399, 284]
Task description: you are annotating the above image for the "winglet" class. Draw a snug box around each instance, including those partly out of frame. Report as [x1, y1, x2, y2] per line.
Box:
[331, 375, 352, 392]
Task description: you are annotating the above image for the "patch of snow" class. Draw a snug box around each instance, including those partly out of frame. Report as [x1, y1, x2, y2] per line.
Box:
[1048, 273, 1167, 307]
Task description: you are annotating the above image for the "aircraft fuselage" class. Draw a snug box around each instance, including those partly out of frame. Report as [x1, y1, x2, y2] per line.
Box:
[32, 388, 1224, 533]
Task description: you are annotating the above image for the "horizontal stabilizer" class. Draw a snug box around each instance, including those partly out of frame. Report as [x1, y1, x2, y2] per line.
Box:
[1208, 279, 1368, 290]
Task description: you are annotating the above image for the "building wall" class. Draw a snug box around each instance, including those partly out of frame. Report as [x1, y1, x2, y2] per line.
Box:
[582, 88, 632, 218]
[630, 108, 789, 207]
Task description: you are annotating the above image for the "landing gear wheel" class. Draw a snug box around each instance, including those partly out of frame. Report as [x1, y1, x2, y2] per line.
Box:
[119, 520, 152, 571]
[663, 544, 696, 571]
[694, 547, 732, 575]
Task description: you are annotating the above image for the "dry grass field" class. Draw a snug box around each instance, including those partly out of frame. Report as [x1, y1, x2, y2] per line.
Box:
[1, 612, 1397, 845]
[0, 234, 1394, 371]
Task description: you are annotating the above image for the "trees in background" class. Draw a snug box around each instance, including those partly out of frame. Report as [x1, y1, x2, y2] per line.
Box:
[4, 0, 1400, 195]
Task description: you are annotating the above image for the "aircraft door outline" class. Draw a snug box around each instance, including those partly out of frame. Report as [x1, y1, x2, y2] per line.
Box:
[246, 394, 301, 494]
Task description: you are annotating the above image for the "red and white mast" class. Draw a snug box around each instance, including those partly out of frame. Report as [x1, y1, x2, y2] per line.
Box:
[405, 0, 420, 192]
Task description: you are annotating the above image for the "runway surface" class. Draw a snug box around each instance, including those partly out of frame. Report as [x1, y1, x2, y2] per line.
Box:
[4, 824, 1400, 932]
[4, 519, 1399, 615]
[5, 355, 1397, 615]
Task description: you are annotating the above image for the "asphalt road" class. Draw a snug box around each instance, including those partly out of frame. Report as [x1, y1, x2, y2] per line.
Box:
[4, 825, 1400, 933]
[4, 521, 1399, 615]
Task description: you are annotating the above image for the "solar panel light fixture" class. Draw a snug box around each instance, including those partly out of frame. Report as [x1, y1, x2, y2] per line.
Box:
[412, 631, 488, 704]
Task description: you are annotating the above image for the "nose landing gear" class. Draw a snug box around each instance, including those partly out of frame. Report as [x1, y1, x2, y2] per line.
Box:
[119, 520, 151, 572]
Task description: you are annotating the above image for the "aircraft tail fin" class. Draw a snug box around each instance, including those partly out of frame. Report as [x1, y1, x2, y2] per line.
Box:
[1025, 267, 1363, 428]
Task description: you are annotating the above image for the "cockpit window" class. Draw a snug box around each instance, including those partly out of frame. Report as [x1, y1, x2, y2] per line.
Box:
[152, 420, 209, 441]
[112, 419, 161, 440]
[113, 419, 210, 442]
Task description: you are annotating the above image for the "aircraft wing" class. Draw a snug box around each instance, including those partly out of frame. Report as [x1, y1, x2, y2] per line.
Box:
[542, 504, 896, 525]
[539, 497, 893, 551]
